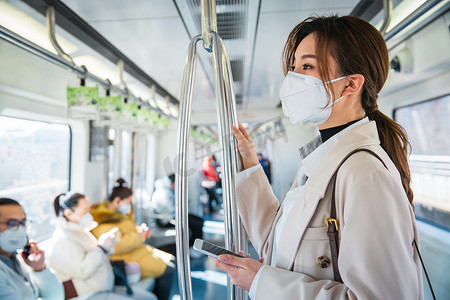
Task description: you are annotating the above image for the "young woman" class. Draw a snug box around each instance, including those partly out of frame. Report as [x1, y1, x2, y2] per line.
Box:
[47, 192, 156, 300]
[90, 179, 175, 300]
[212, 16, 423, 299]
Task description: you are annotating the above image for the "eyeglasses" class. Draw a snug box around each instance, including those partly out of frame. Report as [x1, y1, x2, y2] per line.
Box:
[0, 219, 27, 228]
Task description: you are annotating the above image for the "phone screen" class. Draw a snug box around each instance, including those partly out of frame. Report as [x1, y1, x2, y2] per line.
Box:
[194, 239, 243, 259]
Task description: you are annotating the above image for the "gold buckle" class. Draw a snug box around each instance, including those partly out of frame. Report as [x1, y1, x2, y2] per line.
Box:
[326, 218, 339, 231]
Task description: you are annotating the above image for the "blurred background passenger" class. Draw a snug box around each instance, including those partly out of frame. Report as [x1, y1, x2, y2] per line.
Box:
[0, 197, 63, 300]
[151, 174, 204, 258]
[257, 153, 272, 184]
[47, 192, 157, 300]
[201, 156, 221, 213]
[90, 179, 175, 300]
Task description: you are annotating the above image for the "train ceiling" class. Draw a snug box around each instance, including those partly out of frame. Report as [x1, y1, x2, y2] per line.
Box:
[57, 0, 361, 113]
[6, 0, 412, 123]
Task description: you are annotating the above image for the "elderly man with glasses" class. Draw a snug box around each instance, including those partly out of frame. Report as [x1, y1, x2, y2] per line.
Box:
[0, 198, 63, 300]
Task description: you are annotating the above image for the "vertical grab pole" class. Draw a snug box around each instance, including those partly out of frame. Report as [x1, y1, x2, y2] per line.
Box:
[175, 34, 202, 300]
[201, 0, 216, 52]
[219, 35, 248, 300]
[211, 32, 245, 300]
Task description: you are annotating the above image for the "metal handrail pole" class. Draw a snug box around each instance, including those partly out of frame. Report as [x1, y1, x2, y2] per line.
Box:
[175, 34, 202, 300]
[379, 0, 392, 35]
[0, 24, 175, 119]
[218, 36, 247, 252]
[201, 0, 217, 52]
[219, 36, 249, 300]
[211, 32, 243, 300]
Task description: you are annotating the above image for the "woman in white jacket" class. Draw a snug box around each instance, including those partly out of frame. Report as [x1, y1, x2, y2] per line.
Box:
[47, 192, 157, 300]
[212, 15, 424, 299]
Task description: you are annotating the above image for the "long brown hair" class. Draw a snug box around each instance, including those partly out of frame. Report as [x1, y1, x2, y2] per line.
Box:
[282, 15, 413, 204]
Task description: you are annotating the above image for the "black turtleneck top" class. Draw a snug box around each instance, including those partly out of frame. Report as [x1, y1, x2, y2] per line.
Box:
[319, 119, 362, 143]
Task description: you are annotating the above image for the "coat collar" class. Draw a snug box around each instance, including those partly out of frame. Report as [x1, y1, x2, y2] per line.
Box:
[304, 121, 380, 200]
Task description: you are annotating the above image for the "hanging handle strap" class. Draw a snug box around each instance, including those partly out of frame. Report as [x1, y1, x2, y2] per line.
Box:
[327, 148, 436, 300]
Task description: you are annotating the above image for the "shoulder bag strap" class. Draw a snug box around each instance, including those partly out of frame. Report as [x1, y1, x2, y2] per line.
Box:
[414, 240, 436, 299]
[327, 148, 386, 283]
[328, 148, 436, 300]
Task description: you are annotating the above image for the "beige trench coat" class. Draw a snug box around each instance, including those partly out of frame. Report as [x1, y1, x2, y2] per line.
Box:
[237, 121, 423, 299]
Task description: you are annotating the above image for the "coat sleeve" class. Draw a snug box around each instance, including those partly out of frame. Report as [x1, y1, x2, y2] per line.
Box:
[92, 221, 142, 255]
[236, 167, 280, 257]
[50, 239, 106, 280]
[29, 268, 64, 300]
[251, 169, 420, 300]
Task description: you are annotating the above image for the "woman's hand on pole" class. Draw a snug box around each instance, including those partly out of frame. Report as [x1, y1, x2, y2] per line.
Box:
[211, 252, 264, 291]
[231, 121, 259, 170]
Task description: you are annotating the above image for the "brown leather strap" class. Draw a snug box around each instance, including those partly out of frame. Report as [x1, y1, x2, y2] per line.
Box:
[328, 148, 386, 282]
[414, 240, 436, 300]
[328, 148, 435, 298]
[327, 219, 342, 282]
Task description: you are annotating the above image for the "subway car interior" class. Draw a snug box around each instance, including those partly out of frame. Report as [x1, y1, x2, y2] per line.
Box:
[0, 0, 449, 299]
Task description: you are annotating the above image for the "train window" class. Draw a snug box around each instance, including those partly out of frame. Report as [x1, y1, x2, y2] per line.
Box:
[121, 130, 132, 183]
[0, 116, 71, 241]
[394, 95, 450, 230]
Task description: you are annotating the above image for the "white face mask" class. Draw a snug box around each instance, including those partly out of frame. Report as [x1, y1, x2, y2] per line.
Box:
[279, 72, 346, 124]
[0, 226, 28, 253]
[77, 212, 94, 229]
[118, 203, 132, 215]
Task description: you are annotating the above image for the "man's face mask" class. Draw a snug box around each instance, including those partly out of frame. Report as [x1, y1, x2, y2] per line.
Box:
[279, 72, 346, 125]
[0, 225, 28, 253]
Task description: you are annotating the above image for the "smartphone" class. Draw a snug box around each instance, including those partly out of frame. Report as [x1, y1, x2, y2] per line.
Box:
[193, 238, 244, 259]
[23, 244, 31, 258]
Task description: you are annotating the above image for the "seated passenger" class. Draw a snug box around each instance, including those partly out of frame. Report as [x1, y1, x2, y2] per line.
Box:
[47, 192, 157, 300]
[0, 197, 63, 300]
[90, 179, 175, 300]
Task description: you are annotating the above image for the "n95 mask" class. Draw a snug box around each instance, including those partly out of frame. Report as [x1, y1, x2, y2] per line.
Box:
[0, 226, 28, 253]
[118, 203, 132, 215]
[279, 72, 346, 125]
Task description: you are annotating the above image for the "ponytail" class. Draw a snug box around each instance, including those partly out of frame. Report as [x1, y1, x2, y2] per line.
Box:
[53, 192, 85, 217]
[367, 110, 414, 204]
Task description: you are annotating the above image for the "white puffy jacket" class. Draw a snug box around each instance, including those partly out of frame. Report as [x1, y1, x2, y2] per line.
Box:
[46, 217, 115, 297]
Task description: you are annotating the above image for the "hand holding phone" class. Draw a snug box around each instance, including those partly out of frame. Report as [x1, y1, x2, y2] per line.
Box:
[98, 227, 120, 254]
[193, 239, 244, 260]
[22, 242, 46, 272]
